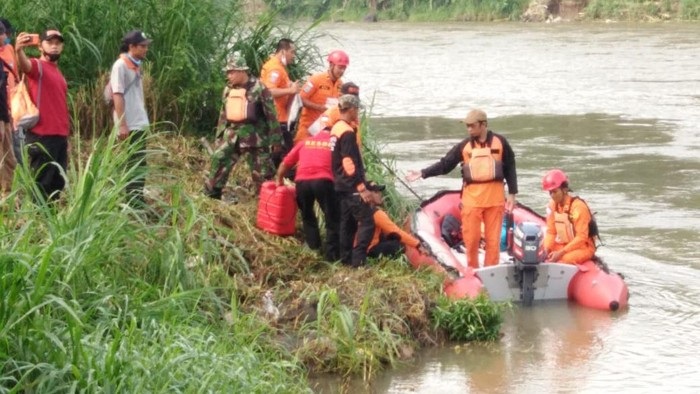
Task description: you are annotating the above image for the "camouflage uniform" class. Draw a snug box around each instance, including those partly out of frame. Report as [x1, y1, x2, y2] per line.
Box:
[205, 55, 281, 199]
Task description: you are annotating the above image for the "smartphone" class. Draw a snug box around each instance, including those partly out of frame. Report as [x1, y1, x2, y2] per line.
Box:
[27, 34, 40, 46]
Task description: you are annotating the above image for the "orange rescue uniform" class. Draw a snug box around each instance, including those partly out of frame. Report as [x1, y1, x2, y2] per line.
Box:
[419, 131, 518, 268]
[366, 209, 421, 252]
[296, 71, 342, 143]
[544, 195, 596, 264]
[260, 55, 292, 123]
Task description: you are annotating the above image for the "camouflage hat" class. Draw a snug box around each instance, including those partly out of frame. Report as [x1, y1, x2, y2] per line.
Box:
[338, 94, 361, 110]
[225, 51, 249, 72]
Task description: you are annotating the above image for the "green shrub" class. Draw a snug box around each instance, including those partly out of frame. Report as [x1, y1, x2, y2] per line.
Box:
[431, 294, 506, 342]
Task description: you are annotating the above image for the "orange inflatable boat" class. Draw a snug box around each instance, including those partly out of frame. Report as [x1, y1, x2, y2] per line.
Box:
[404, 190, 629, 311]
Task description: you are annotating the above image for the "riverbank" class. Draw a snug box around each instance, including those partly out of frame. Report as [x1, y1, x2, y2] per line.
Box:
[248, 0, 700, 22]
[1, 128, 508, 390]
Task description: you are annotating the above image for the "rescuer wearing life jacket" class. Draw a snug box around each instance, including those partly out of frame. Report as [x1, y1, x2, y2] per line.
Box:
[541, 169, 597, 264]
[330, 94, 377, 268]
[361, 190, 428, 259]
[307, 81, 362, 145]
[274, 123, 340, 262]
[204, 52, 282, 200]
[260, 38, 300, 168]
[295, 50, 348, 144]
[406, 109, 518, 268]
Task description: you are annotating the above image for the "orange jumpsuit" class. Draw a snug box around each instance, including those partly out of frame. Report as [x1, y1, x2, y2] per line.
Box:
[296, 71, 342, 143]
[419, 131, 518, 268]
[260, 55, 292, 123]
[544, 195, 596, 264]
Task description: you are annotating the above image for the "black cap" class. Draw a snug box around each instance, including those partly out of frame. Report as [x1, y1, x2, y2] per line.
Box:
[40, 29, 64, 42]
[0, 18, 13, 35]
[122, 30, 153, 46]
[341, 82, 359, 96]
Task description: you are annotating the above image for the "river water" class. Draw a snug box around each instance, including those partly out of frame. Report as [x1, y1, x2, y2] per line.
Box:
[312, 22, 700, 393]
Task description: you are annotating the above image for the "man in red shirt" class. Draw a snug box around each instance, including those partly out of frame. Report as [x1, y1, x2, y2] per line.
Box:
[15, 29, 70, 201]
[275, 125, 339, 261]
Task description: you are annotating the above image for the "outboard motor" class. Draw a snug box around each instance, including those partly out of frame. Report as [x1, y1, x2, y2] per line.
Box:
[511, 221, 546, 306]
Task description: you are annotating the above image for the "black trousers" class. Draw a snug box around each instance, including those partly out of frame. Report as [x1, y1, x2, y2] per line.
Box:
[25, 132, 68, 202]
[296, 179, 340, 261]
[368, 240, 404, 259]
[338, 192, 375, 267]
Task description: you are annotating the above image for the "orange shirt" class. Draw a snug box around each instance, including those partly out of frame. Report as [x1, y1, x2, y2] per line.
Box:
[545, 195, 596, 254]
[0, 44, 18, 114]
[310, 105, 362, 145]
[460, 137, 506, 208]
[367, 209, 421, 252]
[296, 71, 342, 143]
[260, 55, 291, 122]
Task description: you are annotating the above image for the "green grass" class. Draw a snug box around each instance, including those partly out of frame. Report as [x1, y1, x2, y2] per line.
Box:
[0, 133, 310, 392]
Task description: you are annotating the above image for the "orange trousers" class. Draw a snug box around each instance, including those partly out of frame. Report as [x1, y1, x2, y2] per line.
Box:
[461, 204, 504, 268]
[548, 243, 595, 265]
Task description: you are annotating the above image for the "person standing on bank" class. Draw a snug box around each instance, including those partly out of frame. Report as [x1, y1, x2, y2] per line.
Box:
[0, 20, 19, 195]
[260, 38, 300, 167]
[110, 30, 152, 207]
[295, 50, 348, 144]
[204, 53, 282, 200]
[274, 121, 339, 261]
[331, 94, 377, 268]
[15, 29, 70, 202]
[406, 109, 518, 268]
[541, 169, 597, 264]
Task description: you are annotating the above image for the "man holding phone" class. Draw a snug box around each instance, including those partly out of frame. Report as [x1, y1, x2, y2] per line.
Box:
[14, 29, 70, 202]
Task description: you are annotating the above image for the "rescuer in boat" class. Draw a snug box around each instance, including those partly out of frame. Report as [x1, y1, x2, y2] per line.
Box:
[406, 109, 518, 268]
[541, 169, 598, 264]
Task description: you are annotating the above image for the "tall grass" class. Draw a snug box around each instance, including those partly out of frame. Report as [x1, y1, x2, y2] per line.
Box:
[0, 133, 309, 392]
[1, 0, 241, 136]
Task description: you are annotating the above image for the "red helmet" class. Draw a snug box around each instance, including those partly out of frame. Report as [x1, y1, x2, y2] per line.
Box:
[542, 169, 568, 191]
[327, 50, 349, 66]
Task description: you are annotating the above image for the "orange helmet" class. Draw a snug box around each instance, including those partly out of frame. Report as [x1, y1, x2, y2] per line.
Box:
[327, 50, 349, 66]
[542, 169, 568, 191]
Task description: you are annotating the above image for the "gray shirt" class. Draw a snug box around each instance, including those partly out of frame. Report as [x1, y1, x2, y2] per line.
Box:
[110, 57, 149, 131]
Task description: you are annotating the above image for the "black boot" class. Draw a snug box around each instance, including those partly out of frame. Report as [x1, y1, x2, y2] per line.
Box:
[203, 185, 223, 200]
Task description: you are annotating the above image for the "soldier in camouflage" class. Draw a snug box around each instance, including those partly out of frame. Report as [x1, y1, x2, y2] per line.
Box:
[204, 52, 282, 199]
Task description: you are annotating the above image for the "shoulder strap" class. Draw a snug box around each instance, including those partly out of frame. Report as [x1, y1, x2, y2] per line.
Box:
[35, 60, 43, 110]
[0, 57, 19, 83]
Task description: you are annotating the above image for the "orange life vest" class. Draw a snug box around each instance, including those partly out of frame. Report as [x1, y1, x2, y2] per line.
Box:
[461, 136, 504, 184]
[225, 87, 257, 123]
[553, 210, 575, 244]
[550, 197, 599, 245]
